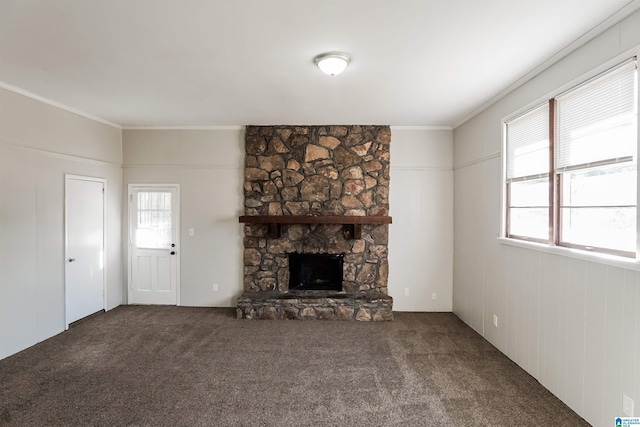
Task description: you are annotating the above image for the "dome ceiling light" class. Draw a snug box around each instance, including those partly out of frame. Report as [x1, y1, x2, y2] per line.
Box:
[314, 52, 351, 76]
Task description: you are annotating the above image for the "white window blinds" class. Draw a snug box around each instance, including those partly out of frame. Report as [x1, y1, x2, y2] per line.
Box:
[506, 103, 550, 180]
[556, 59, 637, 172]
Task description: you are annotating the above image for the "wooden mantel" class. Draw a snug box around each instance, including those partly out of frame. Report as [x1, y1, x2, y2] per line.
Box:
[238, 215, 392, 240]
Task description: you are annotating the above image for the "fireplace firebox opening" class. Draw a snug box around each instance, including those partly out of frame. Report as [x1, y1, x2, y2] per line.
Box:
[288, 253, 343, 292]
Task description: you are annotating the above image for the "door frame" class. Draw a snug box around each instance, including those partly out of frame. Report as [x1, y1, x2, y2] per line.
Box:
[127, 183, 181, 306]
[64, 174, 107, 329]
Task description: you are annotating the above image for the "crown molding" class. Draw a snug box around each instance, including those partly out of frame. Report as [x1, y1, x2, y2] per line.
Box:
[122, 125, 245, 131]
[0, 81, 121, 129]
[390, 126, 452, 131]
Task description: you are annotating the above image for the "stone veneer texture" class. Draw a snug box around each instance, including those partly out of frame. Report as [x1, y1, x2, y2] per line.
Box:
[242, 125, 391, 298]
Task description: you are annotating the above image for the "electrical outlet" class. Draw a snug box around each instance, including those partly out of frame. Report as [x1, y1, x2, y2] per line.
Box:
[213, 283, 219, 292]
[404, 288, 410, 296]
[189, 228, 195, 237]
[623, 394, 634, 416]
[432, 293, 437, 300]
[493, 315, 498, 328]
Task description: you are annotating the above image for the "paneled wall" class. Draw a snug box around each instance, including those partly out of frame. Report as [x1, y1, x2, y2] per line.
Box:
[0, 87, 122, 360]
[389, 128, 453, 311]
[453, 9, 640, 427]
[123, 127, 454, 312]
[122, 129, 245, 307]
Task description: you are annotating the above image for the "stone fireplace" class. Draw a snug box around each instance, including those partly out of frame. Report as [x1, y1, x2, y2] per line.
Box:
[236, 125, 393, 320]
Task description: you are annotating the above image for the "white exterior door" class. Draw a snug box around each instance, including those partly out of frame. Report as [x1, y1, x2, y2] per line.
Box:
[129, 185, 179, 305]
[65, 176, 105, 325]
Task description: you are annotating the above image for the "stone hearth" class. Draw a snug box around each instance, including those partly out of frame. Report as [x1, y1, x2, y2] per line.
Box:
[237, 125, 393, 320]
[237, 291, 393, 321]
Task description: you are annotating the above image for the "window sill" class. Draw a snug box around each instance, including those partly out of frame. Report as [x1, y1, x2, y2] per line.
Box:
[497, 237, 640, 271]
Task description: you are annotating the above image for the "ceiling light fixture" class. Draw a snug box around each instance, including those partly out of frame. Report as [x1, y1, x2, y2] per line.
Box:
[314, 52, 351, 76]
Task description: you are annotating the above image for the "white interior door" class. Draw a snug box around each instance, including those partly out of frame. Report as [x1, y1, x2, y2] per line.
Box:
[65, 176, 105, 325]
[129, 185, 179, 305]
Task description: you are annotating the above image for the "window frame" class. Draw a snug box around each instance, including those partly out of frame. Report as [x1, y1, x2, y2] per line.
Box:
[503, 57, 639, 259]
[504, 100, 554, 245]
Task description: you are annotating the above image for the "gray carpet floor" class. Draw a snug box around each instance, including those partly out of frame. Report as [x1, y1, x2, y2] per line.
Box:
[0, 306, 589, 426]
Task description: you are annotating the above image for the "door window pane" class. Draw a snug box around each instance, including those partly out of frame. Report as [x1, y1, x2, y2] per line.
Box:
[136, 192, 172, 249]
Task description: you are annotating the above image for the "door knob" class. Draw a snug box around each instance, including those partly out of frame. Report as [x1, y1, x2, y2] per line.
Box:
[68, 258, 76, 262]
[170, 251, 176, 255]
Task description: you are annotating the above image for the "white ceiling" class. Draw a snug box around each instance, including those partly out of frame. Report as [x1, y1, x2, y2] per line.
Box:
[1, 0, 638, 128]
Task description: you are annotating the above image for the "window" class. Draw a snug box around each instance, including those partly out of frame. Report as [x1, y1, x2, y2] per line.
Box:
[136, 191, 173, 249]
[505, 58, 638, 257]
[505, 103, 551, 242]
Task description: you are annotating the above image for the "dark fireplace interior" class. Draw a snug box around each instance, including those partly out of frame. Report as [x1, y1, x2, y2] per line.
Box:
[288, 253, 343, 292]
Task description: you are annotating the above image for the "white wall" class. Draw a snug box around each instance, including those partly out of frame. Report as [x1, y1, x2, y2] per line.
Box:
[389, 128, 453, 311]
[0, 87, 122, 360]
[123, 127, 453, 311]
[122, 129, 244, 307]
[453, 10, 640, 427]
